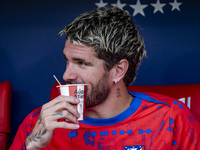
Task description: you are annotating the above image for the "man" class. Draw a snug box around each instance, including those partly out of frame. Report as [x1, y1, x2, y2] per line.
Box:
[10, 7, 199, 150]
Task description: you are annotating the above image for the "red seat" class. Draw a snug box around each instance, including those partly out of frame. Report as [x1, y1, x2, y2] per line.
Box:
[0, 81, 12, 150]
[50, 83, 200, 122]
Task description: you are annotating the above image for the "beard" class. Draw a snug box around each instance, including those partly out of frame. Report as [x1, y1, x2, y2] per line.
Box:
[85, 72, 111, 108]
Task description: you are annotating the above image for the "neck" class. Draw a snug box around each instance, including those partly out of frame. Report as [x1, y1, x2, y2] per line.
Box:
[85, 84, 132, 119]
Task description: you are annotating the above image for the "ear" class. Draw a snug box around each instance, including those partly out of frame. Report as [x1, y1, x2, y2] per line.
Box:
[111, 59, 129, 83]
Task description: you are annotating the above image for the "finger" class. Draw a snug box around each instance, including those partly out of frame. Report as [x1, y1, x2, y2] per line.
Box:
[41, 96, 80, 119]
[51, 110, 78, 124]
[42, 95, 80, 110]
[45, 100, 80, 119]
[45, 119, 80, 130]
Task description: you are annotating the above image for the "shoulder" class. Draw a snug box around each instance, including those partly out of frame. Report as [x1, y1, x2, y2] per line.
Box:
[10, 107, 42, 149]
[131, 91, 200, 125]
[19, 107, 42, 138]
[22, 106, 42, 127]
[130, 91, 176, 107]
[28, 106, 42, 118]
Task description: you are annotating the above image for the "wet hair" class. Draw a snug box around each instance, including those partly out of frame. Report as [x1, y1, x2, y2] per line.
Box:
[60, 6, 146, 86]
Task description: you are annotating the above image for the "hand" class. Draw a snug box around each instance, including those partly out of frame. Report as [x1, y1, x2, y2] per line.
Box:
[25, 95, 80, 149]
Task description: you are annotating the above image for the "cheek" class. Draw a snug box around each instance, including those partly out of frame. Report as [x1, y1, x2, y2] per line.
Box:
[82, 73, 97, 85]
[83, 78, 97, 96]
[85, 82, 93, 95]
[81, 69, 106, 93]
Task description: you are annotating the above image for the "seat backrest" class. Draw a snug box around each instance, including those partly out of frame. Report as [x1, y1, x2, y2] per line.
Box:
[0, 81, 12, 150]
[50, 83, 200, 122]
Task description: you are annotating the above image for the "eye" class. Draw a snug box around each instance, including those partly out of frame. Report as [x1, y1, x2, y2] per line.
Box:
[73, 58, 92, 68]
[77, 61, 86, 67]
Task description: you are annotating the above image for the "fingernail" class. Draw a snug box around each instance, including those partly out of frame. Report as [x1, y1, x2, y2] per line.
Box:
[75, 98, 80, 103]
[75, 124, 80, 128]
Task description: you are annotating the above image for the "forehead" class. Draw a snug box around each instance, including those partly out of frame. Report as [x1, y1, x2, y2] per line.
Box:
[63, 40, 96, 59]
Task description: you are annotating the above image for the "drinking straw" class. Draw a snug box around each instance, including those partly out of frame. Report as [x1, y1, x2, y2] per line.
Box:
[53, 75, 62, 86]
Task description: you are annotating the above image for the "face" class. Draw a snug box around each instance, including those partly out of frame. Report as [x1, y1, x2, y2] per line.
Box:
[62, 40, 111, 108]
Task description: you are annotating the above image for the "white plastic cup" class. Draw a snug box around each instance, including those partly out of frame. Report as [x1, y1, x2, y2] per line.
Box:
[57, 84, 87, 121]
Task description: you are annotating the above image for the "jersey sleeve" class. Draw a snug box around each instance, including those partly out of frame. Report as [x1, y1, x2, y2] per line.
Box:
[9, 107, 41, 150]
[169, 99, 200, 149]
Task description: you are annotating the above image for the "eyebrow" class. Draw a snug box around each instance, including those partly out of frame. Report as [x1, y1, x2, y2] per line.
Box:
[62, 52, 93, 66]
[73, 58, 93, 66]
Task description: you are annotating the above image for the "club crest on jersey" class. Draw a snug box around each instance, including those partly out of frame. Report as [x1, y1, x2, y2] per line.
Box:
[125, 145, 145, 150]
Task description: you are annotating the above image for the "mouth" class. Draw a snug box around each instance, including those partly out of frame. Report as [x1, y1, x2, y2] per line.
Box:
[65, 81, 85, 84]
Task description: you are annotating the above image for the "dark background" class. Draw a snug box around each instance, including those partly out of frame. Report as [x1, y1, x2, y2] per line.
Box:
[0, 0, 199, 146]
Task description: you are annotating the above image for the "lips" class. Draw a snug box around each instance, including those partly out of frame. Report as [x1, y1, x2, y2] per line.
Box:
[66, 81, 85, 84]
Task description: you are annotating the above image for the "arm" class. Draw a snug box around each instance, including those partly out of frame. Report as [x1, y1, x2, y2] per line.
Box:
[10, 95, 81, 150]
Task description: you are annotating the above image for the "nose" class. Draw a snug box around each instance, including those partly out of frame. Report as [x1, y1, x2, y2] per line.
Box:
[62, 64, 78, 82]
